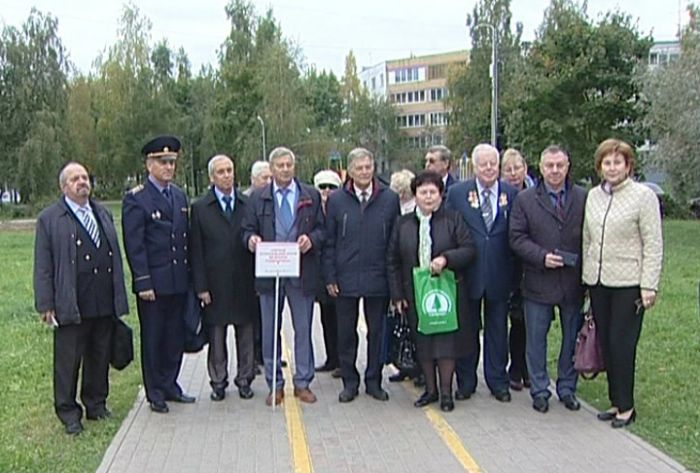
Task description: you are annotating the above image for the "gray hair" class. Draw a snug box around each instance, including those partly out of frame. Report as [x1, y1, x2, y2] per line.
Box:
[207, 154, 233, 178]
[250, 160, 269, 179]
[427, 145, 452, 166]
[347, 147, 374, 170]
[58, 161, 86, 188]
[539, 144, 569, 163]
[501, 148, 526, 170]
[390, 169, 415, 199]
[471, 143, 499, 167]
[269, 147, 296, 163]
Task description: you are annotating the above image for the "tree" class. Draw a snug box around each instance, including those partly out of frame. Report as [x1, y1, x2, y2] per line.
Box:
[643, 6, 700, 201]
[0, 9, 70, 203]
[505, 0, 651, 181]
[446, 0, 523, 154]
[304, 69, 343, 135]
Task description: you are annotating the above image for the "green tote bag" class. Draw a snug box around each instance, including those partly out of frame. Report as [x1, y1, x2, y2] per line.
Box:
[412, 267, 459, 335]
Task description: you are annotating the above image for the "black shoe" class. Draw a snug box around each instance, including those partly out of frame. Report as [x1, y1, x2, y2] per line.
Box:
[611, 410, 636, 428]
[65, 421, 83, 435]
[238, 385, 254, 399]
[493, 390, 511, 402]
[560, 394, 581, 411]
[210, 388, 226, 401]
[255, 365, 262, 375]
[167, 393, 196, 403]
[86, 408, 112, 420]
[413, 391, 439, 408]
[366, 387, 390, 401]
[509, 380, 524, 391]
[532, 397, 549, 413]
[597, 410, 617, 421]
[281, 360, 288, 368]
[388, 372, 409, 382]
[440, 394, 454, 412]
[454, 390, 472, 401]
[413, 374, 426, 387]
[338, 388, 358, 403]
[149, 401, 169, 413]
[315, 362, 337, 372]
[331, 368, 342, 378]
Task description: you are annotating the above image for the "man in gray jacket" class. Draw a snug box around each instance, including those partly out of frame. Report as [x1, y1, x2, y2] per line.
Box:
[34, 162, 129, 435]
[509, 146, 587, 414]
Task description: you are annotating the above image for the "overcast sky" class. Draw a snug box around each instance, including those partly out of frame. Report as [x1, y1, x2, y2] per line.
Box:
[0, 0, 690, 75]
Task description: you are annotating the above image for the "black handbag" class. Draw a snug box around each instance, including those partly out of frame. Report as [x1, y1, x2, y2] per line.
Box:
[389, 311, 418, 373]
[110, 317, 133, 371]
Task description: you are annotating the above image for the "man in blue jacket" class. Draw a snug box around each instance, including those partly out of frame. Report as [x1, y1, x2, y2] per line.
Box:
[446, 143, 519, 403]
[122, 136, 194, 414]
[242, 147, 325, 407]
[324, 147, 401, 403]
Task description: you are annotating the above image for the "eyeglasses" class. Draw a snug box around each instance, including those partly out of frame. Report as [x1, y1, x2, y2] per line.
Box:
[318, 184, 338, 190]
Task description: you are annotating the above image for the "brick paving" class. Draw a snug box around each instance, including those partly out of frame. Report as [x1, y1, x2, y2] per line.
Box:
[96, 304, 690, 473]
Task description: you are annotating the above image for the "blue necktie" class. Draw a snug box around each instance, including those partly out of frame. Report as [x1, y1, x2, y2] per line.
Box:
[223, 195, 233, 220]
[278, 188, 293, 229]
[162, 187, 172, 207]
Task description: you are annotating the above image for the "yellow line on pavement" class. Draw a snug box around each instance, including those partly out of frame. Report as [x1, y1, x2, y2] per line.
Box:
[423, 407, 486, 473]
[401, 370, 485, 472]
[281, 338, 315, 473]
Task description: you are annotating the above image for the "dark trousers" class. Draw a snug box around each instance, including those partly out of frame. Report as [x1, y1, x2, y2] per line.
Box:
[336, 296, 388, 391]
[137, 294, 186, 403]
[456, 297, 509, 394]
[589, 285, 644, 412]
[508, 295, 528, 384]
[53, 316, 113, 425]
[206, 323, 255, 390]
[253, 300, 264, 364]
[319, 300, 339, 367]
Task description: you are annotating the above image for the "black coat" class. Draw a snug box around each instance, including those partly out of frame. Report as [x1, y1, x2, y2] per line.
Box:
[190, 188, 256, 325]
[34, 198, 129, 325]
[387, 206, 477, 357]
[323, 179, 400, 297]
[509, 180, 587, 305]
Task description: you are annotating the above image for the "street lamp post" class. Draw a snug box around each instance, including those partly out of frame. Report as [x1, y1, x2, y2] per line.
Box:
[471, 21, 498, 148]
[256, 115, 267, 161]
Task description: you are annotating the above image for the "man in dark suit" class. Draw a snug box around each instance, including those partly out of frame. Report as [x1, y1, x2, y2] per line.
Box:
[509, 145, 587, 413]
[34, 162, 129, 435]
[242, 146, 325, 406]
[425, 145, 458, 192]
[324, 148, 400, 403]
[122, 135, 195, 414]
[190, 155, 257, 402]
[446, 143, 519, 402]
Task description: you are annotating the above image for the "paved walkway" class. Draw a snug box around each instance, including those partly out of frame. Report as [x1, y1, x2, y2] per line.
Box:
[96, 304, 689, 473]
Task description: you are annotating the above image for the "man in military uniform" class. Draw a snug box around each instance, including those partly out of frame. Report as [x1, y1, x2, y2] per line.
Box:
[34, 162, 129, 435]
[122, 135, 194, 413]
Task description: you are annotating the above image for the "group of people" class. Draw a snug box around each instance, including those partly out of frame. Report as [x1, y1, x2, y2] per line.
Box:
[33, 135, 663, 436]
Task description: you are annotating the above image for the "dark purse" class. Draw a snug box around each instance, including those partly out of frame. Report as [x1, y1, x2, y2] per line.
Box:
[110, 317, 134, 371]
[389, 310, 418, 373]
[574, 306, 605, 379]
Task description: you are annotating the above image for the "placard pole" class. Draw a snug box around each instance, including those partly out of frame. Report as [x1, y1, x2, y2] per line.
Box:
[271, 274, 280, 412]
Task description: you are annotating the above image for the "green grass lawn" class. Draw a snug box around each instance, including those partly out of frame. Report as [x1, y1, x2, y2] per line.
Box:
[0, 220, 698, 472]
[548, 219, 700, 471]
[0, 229, 142, 473]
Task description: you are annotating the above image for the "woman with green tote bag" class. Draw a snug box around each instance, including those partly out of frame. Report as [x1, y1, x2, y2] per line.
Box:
[387, 171, 476, 411]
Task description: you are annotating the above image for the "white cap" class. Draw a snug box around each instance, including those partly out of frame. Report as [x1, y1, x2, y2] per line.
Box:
[313, 170, 342, 189]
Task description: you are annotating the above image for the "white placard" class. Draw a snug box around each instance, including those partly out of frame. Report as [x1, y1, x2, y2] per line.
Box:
[255, 242, 300, 278]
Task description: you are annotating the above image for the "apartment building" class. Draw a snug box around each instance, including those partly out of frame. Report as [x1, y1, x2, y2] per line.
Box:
[360, 50, 469, 149]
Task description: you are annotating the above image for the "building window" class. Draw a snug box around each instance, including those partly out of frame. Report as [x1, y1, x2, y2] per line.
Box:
[380, 74, 384, 87]
[371, 77, 376, 90]
[649, 53, 658, 65]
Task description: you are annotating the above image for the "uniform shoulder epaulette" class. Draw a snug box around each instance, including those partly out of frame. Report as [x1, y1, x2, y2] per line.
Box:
[130, 184, 144, 195]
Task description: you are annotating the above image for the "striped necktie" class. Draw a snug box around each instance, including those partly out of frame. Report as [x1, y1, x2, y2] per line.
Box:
[481, 188, 493, 231]
[79, 207, 101, 248]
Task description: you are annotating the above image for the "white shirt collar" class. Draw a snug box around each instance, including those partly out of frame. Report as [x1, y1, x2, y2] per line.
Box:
[354, 182, 372, 200]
